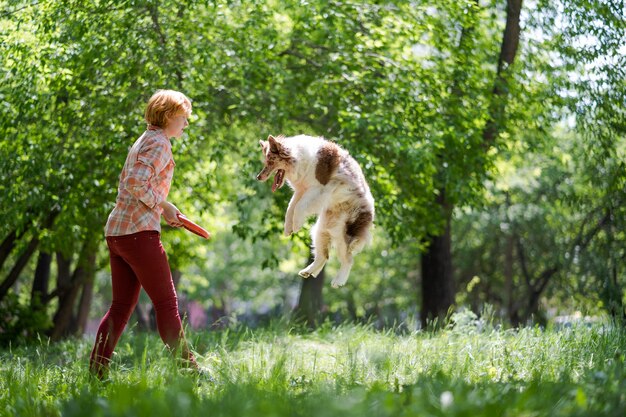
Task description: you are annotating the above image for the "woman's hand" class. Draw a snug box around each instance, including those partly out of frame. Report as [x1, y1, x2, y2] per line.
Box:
[159, 201, 183, 227]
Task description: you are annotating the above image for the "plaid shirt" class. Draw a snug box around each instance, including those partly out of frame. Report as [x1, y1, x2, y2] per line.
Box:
[105, 127, 175, 236]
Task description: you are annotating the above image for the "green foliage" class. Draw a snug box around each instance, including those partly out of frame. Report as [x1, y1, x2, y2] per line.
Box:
[451, 0, 626, 322]
[1, 323, 625, 416]
[0, 294, 51, 347]
[454, 122, 625, 322]
[1, 0, 625, 333]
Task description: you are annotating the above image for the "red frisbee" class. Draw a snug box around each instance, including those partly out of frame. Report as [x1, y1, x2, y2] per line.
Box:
[177, 213, 211, 239]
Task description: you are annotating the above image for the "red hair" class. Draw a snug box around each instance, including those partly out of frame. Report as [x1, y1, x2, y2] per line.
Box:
[144, 90, 192, 128]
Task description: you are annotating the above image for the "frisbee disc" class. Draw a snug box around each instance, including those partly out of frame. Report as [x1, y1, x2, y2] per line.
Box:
[177, 213, 211, 239]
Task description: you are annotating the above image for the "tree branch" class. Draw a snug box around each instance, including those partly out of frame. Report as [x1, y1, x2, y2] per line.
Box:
[482, 0, 523, 148]
[0, 1, 39, 18]
[147, 1, 167, 54]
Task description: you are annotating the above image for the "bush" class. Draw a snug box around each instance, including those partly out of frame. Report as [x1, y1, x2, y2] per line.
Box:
[0, 294, 52, 347]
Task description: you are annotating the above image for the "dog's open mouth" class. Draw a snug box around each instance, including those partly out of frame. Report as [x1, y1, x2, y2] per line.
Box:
[272, 169, 285, 192]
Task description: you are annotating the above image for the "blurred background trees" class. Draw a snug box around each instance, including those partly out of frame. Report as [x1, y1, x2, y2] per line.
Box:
[1, 0, 624, 344]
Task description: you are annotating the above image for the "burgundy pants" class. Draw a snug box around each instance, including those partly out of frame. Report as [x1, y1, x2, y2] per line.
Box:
[89, 230, 194, 375]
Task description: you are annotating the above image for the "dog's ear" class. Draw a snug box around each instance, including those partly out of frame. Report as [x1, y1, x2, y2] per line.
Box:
[259, 140, 268, 152]
[268, 135, 281, 153]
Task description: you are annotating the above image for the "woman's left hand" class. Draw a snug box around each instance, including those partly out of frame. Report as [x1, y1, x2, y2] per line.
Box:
[159, 201, 183, 227]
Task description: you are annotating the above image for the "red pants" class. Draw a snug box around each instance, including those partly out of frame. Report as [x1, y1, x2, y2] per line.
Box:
[89, 231, 194, 375]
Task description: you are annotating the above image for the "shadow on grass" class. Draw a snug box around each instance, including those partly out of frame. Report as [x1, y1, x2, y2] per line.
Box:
[55, 369, 626, 417]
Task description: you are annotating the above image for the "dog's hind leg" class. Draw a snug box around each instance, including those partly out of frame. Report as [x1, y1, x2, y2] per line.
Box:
[331, 237, 353, 288]
[347, 235, 367, 254]
[299, 220, 330, 278]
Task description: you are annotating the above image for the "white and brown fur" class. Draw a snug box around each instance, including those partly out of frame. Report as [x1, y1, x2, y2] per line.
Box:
[256, 134, 374, 288]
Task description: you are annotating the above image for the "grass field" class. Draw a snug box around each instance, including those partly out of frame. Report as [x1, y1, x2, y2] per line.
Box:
[1, 316, 624, 417]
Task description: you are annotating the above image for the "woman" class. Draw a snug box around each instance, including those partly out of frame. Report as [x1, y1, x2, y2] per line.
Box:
[90, 90, 198, 378]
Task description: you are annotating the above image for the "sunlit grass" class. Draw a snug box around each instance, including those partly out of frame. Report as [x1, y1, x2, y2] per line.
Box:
[1, 317, 625, 417]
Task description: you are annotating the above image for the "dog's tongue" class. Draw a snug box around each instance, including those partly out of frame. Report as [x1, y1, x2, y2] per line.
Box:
[272, 169, 285, 193]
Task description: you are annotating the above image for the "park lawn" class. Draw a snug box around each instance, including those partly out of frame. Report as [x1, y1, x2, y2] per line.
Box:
[0, 318, 624, 417]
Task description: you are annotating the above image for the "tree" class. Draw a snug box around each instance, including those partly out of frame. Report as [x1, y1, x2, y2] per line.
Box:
[453, 0, 626, 325]
[2, 0, 624, 341]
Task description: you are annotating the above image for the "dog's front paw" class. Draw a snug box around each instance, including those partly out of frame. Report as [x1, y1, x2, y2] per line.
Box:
[292, 217, 305, 233]
[284, 221, 294, 236]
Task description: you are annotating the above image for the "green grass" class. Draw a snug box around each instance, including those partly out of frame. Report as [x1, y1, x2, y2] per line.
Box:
[1, 317, 625, 417]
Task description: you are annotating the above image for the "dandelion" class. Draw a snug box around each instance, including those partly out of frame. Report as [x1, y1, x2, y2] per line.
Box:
[440, 391, 454, 409]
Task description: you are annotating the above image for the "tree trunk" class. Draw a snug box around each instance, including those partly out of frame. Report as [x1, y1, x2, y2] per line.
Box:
[504, 194, 516, 323]
[606, 263, 625, 324]
[420, 200, 454, 328]
[51, 249, 86, 339]
[418, 0, 522, 330]
[523, 287, 549, 327]
[172, 269, 182, 289]
[55, 251, 72, 296]
[0, 209, 59, 302]
[0, 225, 35, 270]
[484, 0, 523, 324]
[31, 250, 52, 327]
[504, 234, 518, 324]
[601, 209, 625, 324]
[135, 303, 154, 331]
[51, 241, 99, 339]
[31, 251, 52, 306]
[294, 263, 326, 328]
[483, 0, 523, 147]
[50, 251, 78, 339]
[0, 230, 18, 270]
[0, 236, 39, 302]
[417, 3, 481, 330]
[50, 281, 83, 340]
[74, 251, 96, 335]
